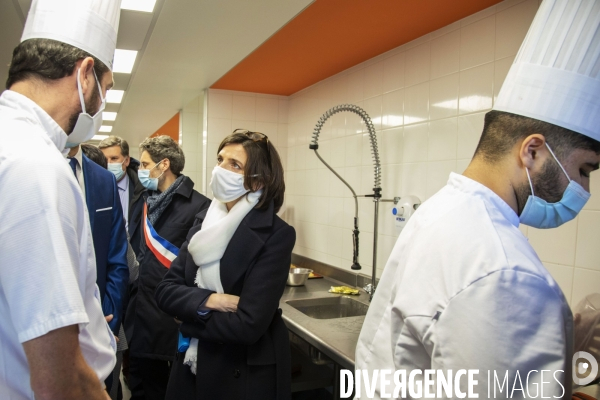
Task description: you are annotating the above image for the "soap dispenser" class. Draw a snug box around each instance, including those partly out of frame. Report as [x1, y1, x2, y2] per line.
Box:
[392, 195, 421, 234]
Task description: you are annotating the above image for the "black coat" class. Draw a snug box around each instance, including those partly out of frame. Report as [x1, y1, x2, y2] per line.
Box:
[125, 176, 210, 360]
[155, 200, 296, 400]
[124, 158, 147, 257]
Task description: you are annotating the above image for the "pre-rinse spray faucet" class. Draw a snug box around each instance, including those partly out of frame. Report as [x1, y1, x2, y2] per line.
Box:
[310, 104, 384, 300]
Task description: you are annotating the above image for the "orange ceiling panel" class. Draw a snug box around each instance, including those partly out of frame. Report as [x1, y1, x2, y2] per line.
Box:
[150, 112, 179, 141]
[211, 0, 502, 96]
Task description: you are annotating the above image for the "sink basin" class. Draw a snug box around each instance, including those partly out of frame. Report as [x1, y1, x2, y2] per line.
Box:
[286, 296, 369, 319]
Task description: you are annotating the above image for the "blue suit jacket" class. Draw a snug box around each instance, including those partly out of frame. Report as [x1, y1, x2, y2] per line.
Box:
[82, 154, 129, 334]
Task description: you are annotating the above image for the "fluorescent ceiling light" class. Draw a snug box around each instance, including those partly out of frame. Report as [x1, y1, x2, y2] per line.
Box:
[103, 112, 117, 121]
[121, 0, 156, 12]
[113, 49, 138, 74]
[106, 90, 124, 104]
[92, 134, 109, 141]
[99, 126, 113, 133]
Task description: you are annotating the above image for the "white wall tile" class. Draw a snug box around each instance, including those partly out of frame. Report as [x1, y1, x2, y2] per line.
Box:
[460, 16, 496, 70]
[457, 112, 485, 159]
[494, 56, 514, 104]
[571, 268, 600, 308]
[405, 43, 431, 87]
[207, 118, 232, 144]
[427, 160, 456, 198]
[402, 162, 428, 200]
[575, 211, 600, 271]
[404, 82, 429, 125]
[208, 91, 232, 119]
[529, 219, 578, 266]
[403, 123, 428, 163]
[379, 127, 404, 165]
[232, 120, 255, 131]
[364, 61, 384, 99]
[232, 95, 255, 121]
[459, 63, 494, 115]
[278, 99, 289, 124]
[428, 118, 458, 161]
[382, 89, 404, 129]
[363, 96, 383, 132]
[347, 68, 365, 103]
[382, 52, 405, 93]
[430, 73, 459, 120]
[255, 97, 278, 123]
[430, 30, 460, 79]
[495, 0, 538, 60]
[460, 4, 497, 27]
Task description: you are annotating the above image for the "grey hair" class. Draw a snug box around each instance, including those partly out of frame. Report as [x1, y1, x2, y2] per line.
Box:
[139, 135, 185, 175]
[98, 135, 130, 157]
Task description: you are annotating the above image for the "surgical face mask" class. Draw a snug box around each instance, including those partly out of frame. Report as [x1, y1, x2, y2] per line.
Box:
[210, 165, 248, 203]
[65, 69, 105, 148]
[107, 160, 126, 181]
[138, 160, 165, 191]
[519, 143, 590, 229]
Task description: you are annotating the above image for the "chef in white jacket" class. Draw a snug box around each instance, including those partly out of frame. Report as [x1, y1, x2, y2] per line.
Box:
[356, 0, 600, 398]
[0, 1, 121, 399]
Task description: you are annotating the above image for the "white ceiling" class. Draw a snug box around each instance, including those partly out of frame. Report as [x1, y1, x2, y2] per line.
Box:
[1, 0, 313, 146]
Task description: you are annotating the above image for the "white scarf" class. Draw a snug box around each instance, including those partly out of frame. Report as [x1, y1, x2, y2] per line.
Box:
[183, 190, 262, 374]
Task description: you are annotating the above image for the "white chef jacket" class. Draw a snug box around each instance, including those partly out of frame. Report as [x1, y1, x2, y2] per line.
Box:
[355, 173, 573, 399]
[0, 90, 116, 400]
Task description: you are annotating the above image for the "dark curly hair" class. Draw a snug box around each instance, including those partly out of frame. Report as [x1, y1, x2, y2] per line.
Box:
[6, 38, 109, 89]
[217, 131, 285, 213]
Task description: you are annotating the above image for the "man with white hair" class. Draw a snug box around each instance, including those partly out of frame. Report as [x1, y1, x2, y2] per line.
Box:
[0, 0, 122, 398]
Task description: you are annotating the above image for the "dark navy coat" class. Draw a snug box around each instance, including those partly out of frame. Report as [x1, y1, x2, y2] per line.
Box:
[82, 154, 129, 335]
[155, 201, 296, 400]
[125, 176, 210, 360]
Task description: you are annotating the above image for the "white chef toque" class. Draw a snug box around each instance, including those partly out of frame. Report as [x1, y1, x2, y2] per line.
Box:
[494, 0, 600, 142]
[21, 0, 122, 70]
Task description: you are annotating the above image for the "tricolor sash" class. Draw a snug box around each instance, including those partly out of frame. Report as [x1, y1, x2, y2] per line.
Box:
[143, 203, 179, 268]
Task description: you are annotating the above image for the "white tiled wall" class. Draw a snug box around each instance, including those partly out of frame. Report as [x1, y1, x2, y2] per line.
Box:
[205, 89, 289, 199]
[205, 0, 600, 306]
[180, 95, 205, 191]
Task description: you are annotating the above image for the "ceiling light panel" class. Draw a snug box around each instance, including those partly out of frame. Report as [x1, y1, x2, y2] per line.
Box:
[113, 49, 138, 74]
[121, 0, 156, 13]
[103, 112, 117, 121]
[92, 135, 110, 141]
[99, 126, 113, 133]
[106, 90, 124, 104]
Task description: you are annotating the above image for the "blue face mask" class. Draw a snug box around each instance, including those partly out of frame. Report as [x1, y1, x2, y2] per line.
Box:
[138, 160, 165, 191]
[519, 143, 590, 229]
[107, 160, 125, 181]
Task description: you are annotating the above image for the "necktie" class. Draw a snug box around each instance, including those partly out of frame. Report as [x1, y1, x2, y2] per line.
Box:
[68, 157, 78, 182]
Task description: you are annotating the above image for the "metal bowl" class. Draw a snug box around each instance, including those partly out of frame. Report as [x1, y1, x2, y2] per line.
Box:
[286, 268, 313, 286]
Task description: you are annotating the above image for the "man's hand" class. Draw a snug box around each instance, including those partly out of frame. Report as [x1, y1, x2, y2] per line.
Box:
[574, 310, 600, 355]
[22, 325, 110, 400]
[104, 315, 118, 342]
[204, 294, 240, 313]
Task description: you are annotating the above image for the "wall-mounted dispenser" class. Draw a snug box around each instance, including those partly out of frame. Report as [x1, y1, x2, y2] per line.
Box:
[392, 195, 421, 234]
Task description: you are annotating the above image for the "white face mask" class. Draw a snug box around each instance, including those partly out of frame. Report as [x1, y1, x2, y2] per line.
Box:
[210, 165, 248, 202]
[66, 68, 105, 148]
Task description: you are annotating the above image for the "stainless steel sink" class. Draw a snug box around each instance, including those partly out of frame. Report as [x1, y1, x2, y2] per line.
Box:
[286, 296, 369, 319]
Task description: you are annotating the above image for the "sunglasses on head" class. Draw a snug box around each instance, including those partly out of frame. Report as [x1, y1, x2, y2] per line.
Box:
[233, 129, 269, 144]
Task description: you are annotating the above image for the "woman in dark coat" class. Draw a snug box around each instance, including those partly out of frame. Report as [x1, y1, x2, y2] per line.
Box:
[155, 129, 295, 400]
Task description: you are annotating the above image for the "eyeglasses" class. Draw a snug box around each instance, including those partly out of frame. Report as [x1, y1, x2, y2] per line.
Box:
[233, 128, 271, 159]
[233, 129, 269, 144]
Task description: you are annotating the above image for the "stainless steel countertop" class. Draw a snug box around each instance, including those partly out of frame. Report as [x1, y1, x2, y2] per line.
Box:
[279, 276, 369, 371]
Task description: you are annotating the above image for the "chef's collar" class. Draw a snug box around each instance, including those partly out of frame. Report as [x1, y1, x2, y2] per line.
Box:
[0, 90, 68, 151]
[448, 172, 520, 228]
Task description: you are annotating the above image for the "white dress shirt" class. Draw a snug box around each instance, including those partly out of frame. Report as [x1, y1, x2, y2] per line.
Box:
[0, 90, 116, 400]
[355, 173, 572, 399]
[67, 144, 85, 199]
[117, 173, 129, 231]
